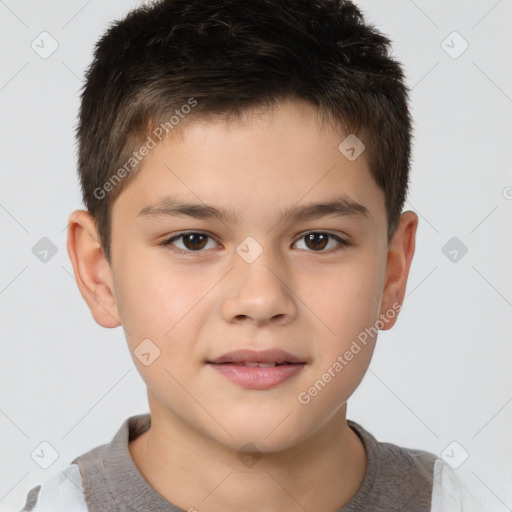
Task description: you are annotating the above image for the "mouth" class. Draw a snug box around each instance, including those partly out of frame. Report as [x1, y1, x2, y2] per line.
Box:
[207, 349, 307, 389]
[207, 348, 306, 365]
[210, 361, 298, 367]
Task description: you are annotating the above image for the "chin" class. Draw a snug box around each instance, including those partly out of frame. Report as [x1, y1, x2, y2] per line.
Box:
[207, 413, 315, 454]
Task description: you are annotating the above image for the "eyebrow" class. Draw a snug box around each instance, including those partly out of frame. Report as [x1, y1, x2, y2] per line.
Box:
[137, 195, 371, 224]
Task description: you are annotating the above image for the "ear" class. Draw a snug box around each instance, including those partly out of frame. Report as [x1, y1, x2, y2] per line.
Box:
[379, 210, 418, 330]
[66, 210, 121, 328]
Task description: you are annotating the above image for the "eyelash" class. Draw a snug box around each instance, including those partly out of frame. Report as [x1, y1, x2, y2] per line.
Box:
[160, 231, 350, 255]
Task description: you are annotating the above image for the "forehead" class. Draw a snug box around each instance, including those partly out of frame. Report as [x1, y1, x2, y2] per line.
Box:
[112, 100, 386, 231]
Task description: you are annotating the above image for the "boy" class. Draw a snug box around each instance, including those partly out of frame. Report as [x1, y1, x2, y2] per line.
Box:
[19, 0, 480, 510]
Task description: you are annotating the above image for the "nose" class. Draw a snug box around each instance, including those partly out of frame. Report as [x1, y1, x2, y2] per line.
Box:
[220, 247, 298, 327]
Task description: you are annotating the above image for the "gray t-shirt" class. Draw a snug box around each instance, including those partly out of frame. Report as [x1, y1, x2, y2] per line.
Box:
[19, 413, 474, 512]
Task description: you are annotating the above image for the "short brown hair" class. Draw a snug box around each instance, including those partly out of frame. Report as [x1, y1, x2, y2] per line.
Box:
[76, 0, 412, 264]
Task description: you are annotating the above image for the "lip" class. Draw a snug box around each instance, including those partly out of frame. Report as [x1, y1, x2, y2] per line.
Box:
[209, 362, 305, 389]
[207, 349, 307, 390]
[207, 349, 305, 365]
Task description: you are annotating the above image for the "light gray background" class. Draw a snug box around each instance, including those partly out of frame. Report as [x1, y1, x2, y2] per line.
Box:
[1, 1, 511, 510]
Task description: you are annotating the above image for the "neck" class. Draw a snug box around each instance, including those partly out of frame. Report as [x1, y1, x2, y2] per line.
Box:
[129, 401, 366, 512]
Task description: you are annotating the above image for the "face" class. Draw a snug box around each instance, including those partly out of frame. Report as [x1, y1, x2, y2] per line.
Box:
[70, 99, 415, 453]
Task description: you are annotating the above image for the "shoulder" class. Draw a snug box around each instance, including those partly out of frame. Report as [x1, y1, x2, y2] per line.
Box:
[348, 421, 436, 473]
[347, 420, 488, 512]
[346, 421, 447, 511]
[376, 440, 495, 511]
[18, 416, 138, 512]
[371, 438, 439, 508]
[18, 463, 88, 512]
[430, 459, 492, 512]
[376, 436, 439, 474]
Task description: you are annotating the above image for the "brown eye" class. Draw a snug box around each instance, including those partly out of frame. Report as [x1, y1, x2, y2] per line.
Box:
[293, 232, 348, 252]
[304, 233, 329, 251]
[182, 233, 208, 250]
[163, 232, 216, 252]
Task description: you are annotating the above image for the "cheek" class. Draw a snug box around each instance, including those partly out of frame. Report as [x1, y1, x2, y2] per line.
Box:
[299, 249, 383, 401]
[316, 250, 384, 341]
[297, 274, 380, 419]
[114, 256, 217, 368]
[115, 266, 201, 390]
[114, 248, 192, 334]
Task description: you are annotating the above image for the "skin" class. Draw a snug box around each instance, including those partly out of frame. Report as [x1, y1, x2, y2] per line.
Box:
[67, 99, 418, 512]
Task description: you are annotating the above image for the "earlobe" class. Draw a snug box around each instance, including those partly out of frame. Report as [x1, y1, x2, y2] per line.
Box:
[379, 211, 419, 330]
[66, 210, 121, 328]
